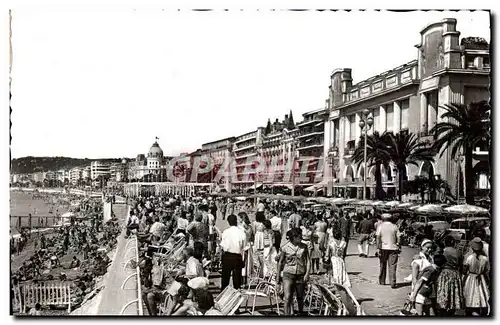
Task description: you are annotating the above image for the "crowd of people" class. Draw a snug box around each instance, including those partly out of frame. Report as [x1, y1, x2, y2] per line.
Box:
[11, 195, 123, 313]
[125, 193, 491, 317]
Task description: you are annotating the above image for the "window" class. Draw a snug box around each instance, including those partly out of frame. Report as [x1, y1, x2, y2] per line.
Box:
[333, 119, 340, 147]
[386, 103, 394, 131]
[483, 56, 490, 68]
[466, 55, 475, 68]
[400, 99, 409, 130]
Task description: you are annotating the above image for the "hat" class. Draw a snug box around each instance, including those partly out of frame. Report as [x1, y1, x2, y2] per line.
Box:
[421, 239, 433, 248]
[381, 213, 392, 220]
[470, 237, 484, 251]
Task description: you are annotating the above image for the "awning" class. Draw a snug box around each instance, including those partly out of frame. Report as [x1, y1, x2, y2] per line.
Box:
[304, 179, 330, 192]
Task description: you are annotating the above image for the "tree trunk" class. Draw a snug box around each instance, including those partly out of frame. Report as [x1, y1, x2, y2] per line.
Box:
[464, 145, 475, 205]
[374, 162, 384, 200]
[398, 166, 404, 201]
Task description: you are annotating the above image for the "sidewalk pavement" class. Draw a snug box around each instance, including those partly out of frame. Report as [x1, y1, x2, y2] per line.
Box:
[345, 238, 417, 315]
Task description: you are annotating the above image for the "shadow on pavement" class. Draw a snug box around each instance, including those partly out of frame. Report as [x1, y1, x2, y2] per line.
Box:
[392, 282, 411, 289]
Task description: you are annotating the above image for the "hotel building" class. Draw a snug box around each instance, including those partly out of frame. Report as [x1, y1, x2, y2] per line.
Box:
[324, 18, 490, 199]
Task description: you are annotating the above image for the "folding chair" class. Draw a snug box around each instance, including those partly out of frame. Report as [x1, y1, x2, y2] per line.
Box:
[205, 286, 245, 316]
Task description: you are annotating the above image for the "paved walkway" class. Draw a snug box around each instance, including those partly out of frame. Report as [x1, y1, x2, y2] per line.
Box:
[77, 203, 142, 316]
[345, 240, 416, 315]
[214, 212, 417, 315]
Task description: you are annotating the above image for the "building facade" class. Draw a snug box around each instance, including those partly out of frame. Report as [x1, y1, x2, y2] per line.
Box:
[232, 128, 264, 191]
[325, 18, 490, 199]
[200, 137, 235, 191]
[128, 141, 168, 181]
[69, 167, 82, 185]
[90, 161, 111, 180]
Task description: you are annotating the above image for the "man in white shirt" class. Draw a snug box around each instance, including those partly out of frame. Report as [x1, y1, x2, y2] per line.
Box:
[220, 214, 247, 290]
[269, 211, 282, 251]
[376, 213, 401, 288]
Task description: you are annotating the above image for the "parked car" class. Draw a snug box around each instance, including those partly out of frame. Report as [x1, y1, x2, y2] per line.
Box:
[448, 216, 490, 241]
[411, 215, 451, 232]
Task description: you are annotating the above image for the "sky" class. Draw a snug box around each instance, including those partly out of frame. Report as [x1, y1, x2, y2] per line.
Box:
[10, 9, 490, 159]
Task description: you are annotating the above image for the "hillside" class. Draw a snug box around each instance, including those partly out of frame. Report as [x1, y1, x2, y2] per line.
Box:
[10, 156, 126, 174]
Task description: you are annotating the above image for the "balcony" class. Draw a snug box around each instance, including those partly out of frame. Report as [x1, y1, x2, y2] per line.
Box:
[297, 139, 324, 151]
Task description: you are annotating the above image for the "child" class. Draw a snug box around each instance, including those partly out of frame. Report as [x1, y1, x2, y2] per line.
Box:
[262, 220, 276, 277]
[409, 254, 446, 316]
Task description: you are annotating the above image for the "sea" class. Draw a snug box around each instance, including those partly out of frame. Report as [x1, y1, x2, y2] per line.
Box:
[10, 190, 69, 236]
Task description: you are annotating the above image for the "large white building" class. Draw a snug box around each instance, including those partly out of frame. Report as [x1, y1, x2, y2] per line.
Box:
[90, 161, 111, 180]
[128, 141, 169, 181]
[69, 167, 82, 185]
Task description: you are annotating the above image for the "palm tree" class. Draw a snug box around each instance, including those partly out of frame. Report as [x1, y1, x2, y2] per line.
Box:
[384, 132, 434, 201]
[430, 101, 490, 204]
[352, 131, 391, 200]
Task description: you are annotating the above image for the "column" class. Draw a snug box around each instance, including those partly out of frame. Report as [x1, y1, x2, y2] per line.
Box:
[427, 92, 437, 130]
[379, 105, 386, 133]
[393, 101, 401, 134]
[355, 113, 361, 145]
[338, 116, 346, 182]
[420, 93, 428, 134]
[344, 116, 351, 146]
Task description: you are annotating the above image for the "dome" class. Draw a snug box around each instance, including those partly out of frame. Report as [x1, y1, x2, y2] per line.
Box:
[148, 141, 164, 158]
[136, 154, 145, 162]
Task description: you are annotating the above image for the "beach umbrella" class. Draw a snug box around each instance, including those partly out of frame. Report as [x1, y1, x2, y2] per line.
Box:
[385, 201, 401, 207]
[416, 204, 444, 214]
[327, 198, 345, 205]
[397, 202, 416, 209]
[444, 204, 489, 215]
[353, 200, 373, 206]
[408, 204, 422, 211]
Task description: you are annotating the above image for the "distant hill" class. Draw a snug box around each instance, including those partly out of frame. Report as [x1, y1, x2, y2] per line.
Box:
[10, 156, 128, 174]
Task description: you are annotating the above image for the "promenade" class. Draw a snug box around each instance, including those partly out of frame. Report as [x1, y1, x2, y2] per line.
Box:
[72, 202, 136, 315]
[214, 212, 417, 316]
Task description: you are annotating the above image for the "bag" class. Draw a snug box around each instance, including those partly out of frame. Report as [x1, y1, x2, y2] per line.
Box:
[399, 301, 416, 316]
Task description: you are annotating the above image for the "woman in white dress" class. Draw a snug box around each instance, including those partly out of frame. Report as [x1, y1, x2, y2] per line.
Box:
[463, 237, 490, 316]
[324, 231, 351, 288]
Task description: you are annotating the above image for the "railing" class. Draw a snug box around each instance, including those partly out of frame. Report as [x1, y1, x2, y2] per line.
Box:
[14, 281, 72, 314]
[119, 206, 144, 316]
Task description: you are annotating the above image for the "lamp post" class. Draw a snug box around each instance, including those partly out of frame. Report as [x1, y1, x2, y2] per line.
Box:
[455, 154, 464, 203]
[358, 108, 373, 200]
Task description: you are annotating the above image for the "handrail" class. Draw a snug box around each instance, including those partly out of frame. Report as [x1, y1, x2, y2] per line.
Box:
[119, 205, 144, 315]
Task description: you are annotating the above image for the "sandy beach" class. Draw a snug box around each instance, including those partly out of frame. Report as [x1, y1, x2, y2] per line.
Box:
[10, 190, 69, 235]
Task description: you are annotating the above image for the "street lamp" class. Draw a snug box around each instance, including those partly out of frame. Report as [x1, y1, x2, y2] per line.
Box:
[455, 154, 465, 203]
[358, 108, 373, 200]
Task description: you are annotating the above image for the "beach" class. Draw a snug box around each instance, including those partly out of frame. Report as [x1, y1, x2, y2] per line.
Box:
[10, 190, 69, 235]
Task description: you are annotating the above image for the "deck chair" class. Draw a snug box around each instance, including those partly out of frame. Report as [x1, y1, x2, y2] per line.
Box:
[241, 259, 281, 316]
[304, 283, 328, 316]
[204, 286, 245, 316]
[328, 283, 365, 316]
[315, 284, 348, 315]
